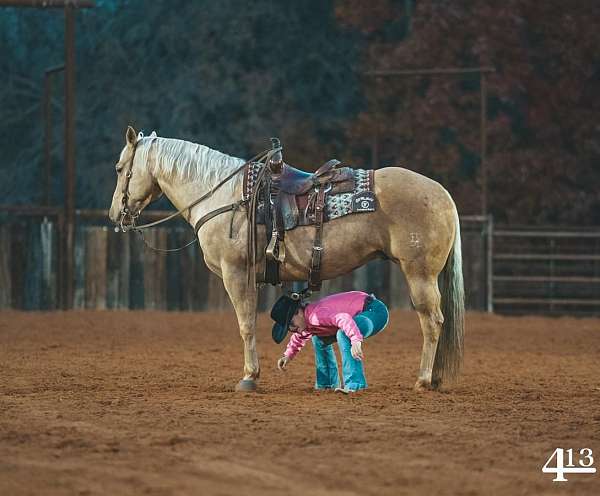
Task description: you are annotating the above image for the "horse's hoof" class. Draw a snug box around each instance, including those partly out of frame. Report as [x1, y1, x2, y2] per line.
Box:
[414, 378, 442, 392]
[414, 379, 434, 392]
[235, 379, 258, 392]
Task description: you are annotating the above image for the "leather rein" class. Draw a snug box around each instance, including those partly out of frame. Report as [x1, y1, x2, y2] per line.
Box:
[115, 140, 280, 253]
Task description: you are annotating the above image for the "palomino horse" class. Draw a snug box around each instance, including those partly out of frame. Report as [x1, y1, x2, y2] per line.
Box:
[108, 127, 464, 392]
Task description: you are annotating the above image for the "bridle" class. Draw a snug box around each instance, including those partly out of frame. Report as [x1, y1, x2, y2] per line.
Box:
[116, 137, 142, 233]
[114, 138, 281, 253]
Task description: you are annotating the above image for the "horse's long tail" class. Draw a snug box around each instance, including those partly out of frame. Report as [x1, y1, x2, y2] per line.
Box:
[432, 208, 465, 384]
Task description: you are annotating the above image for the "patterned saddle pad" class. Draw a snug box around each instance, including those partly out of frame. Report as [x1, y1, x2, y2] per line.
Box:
[243, 163, 376, 231]
[325, 169, 375, 221]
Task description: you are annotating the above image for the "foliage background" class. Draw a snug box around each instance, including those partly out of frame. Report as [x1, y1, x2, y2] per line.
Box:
[1, 0, 598, 224]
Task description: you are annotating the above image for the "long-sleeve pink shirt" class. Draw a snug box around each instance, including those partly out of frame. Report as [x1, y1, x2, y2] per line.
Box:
[283, 291, 369, 359]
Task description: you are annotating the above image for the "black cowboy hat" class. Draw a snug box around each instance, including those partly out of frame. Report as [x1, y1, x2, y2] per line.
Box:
[270, 293, 301, 343]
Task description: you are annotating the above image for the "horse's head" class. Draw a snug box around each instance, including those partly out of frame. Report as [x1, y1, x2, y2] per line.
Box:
[108, 126, 163, 227]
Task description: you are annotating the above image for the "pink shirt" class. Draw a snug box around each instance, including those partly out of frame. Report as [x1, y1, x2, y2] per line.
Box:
[283, 291, 369, 359]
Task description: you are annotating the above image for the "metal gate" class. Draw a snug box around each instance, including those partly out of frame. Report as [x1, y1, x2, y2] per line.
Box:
[492, 227, 600, 316]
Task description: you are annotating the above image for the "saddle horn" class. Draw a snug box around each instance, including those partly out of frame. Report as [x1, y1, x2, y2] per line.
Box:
[269, 137, 283, 173]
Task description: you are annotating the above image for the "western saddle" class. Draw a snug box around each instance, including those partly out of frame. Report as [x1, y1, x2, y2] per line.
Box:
[278, 159, 352, 195]
[243, 138, 374, 293]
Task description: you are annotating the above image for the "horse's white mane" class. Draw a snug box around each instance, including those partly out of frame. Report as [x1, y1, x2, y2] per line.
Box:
[134, 132, 245, 195]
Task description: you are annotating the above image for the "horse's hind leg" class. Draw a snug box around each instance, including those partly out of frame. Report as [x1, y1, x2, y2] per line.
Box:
[404, 267, 444, 391]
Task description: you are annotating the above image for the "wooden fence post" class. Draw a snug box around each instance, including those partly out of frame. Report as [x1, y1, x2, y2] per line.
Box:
[143, 229, 167, 310]
[107, 229, 130, 309]
[24, 221, 42, 309]
[0, 225, 11, 309]
[40, 218, 57, 309]
[166, 229, 182, 310]
[10, 223, 26, 309]
[73, 226, 85, 308]
[85, 227, 108, 310]
[129, 233, 145, 309]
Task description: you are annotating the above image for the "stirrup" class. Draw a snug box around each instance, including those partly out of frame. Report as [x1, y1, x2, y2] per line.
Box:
[276, 240, 286, 262]
[265, 231, 286, 263]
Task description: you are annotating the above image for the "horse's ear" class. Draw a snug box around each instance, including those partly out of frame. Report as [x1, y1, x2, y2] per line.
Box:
[126, 126, 137, 147]
[150, 131, 157, 138]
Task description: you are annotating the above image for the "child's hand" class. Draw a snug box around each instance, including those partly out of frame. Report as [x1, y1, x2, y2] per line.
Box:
[351, 341, 363, 361]
[277, 356, 290, 371]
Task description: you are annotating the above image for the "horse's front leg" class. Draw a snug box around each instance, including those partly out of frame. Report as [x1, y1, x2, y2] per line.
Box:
[221, 265, 260, 392]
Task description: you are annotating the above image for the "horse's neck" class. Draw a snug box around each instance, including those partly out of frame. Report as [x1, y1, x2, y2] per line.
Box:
[150, 140, 244, 223]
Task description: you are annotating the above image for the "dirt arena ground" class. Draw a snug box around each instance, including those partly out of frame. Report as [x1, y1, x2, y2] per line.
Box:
[1, 309, 599, 496]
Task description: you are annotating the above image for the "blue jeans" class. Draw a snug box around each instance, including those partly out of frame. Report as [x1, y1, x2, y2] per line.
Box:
[312, 297, 389, 391]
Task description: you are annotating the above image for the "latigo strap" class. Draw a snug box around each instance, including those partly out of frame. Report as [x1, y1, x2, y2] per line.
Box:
[308, 185, 327, 292]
